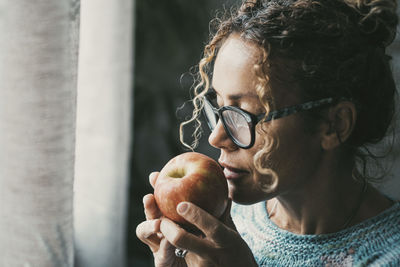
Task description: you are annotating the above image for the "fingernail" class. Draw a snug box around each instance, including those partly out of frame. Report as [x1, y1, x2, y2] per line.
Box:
[142, 195, 148, 205]
[142, 194, 152, 205]
[177, 202, 188, 214]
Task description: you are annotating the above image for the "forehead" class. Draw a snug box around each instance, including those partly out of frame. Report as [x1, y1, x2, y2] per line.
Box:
[212, 34, 261, 98]
[212, 34, 301, 108]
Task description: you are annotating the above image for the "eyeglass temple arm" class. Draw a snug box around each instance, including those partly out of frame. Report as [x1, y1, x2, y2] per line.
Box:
[262, 97, 335, 122]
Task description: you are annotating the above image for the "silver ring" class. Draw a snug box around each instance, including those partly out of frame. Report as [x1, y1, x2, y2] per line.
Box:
[174, 248, 188, 258]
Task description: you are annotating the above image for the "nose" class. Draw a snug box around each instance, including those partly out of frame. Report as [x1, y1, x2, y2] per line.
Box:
[208, 120, 237, 151]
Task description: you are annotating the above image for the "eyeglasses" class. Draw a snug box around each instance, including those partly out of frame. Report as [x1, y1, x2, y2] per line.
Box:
[202, 94, 336, 149]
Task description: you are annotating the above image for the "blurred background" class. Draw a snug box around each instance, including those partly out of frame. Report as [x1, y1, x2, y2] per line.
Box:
[128, 0, 233, 265]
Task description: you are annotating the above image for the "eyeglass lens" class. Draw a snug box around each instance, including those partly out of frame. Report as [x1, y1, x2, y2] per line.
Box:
[203, 100, 218, 129]
[203, 100, 252, 147]
[222, 110, 251, 146]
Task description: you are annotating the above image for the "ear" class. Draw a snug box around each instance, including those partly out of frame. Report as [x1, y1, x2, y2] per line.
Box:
[320, 101, 357, 150]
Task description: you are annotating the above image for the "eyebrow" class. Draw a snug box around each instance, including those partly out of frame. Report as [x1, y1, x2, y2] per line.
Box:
[209, 86, 259, 100]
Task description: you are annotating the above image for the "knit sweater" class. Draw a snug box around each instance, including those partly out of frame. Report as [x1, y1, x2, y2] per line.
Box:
[231, 201, 400, 266]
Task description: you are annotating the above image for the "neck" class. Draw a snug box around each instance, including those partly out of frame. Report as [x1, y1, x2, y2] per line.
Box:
[268, 155, 367, 235]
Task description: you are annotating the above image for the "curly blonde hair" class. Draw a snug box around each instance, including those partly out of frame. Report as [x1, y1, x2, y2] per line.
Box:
[180, 0, 398, 185]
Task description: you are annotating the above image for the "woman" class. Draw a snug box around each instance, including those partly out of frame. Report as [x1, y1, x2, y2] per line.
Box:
[136, 0, 400, 265]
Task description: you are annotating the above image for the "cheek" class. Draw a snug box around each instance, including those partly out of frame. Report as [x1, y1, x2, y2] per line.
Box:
[274, 130, 322, 185]
[242, 148, 259, 172]
[252, 123, 279, 162]
[248, 132, 280, 186]
[255, 120, 321, 179]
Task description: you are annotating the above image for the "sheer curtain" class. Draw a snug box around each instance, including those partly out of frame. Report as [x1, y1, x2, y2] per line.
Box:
[0, 0, 134, 266]
[74, 0, 134, 266]
[0, 1, 79, 265]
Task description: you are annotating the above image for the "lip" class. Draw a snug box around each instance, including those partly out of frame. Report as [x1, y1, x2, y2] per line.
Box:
[219, 161, 248, 180]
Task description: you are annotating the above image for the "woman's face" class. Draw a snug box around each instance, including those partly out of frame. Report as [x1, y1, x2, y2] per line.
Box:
[209, 34, 323, 204]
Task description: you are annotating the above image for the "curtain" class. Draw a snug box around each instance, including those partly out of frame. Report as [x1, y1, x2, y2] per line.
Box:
[0, 1, 79, 266]
[74, 0, 134, 266]
[0, 0, 134, 266]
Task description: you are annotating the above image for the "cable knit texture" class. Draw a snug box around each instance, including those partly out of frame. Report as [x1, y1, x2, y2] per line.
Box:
[231, 201, 400, 266]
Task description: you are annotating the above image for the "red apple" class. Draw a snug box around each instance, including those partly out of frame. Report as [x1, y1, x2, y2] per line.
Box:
[154, 152, 228, 229]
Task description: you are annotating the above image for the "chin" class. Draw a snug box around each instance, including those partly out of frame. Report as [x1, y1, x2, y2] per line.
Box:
[232, 197, 262, 205]
[229, 186, 268, 205]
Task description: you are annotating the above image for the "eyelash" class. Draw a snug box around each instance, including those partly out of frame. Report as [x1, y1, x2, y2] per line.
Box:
[205, 89, 220, 107]
[206, 88, 241, 109]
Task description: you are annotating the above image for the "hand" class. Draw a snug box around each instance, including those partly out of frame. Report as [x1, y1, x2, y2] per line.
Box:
[136, 172, 187, 267]
[159, 200, 258, 267]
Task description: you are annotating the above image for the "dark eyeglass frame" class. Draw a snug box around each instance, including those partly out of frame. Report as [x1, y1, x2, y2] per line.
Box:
[202, 96, 336, 149]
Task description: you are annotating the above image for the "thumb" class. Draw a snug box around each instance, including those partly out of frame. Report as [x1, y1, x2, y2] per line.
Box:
[149, 172, 159, 188]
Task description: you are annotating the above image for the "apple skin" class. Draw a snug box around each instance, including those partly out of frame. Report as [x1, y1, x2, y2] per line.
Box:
[154, 152, 228, 228]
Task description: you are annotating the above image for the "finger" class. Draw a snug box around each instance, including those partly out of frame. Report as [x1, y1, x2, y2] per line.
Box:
[149, 172, 159, 188]
[160, 218, 216, 260]
[136, 219, 161, 241]
[176, 202, 231, 245]
[136, 219, 162, 252]
[143, 194, 162, 220]
[157, 237, 177, 263]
